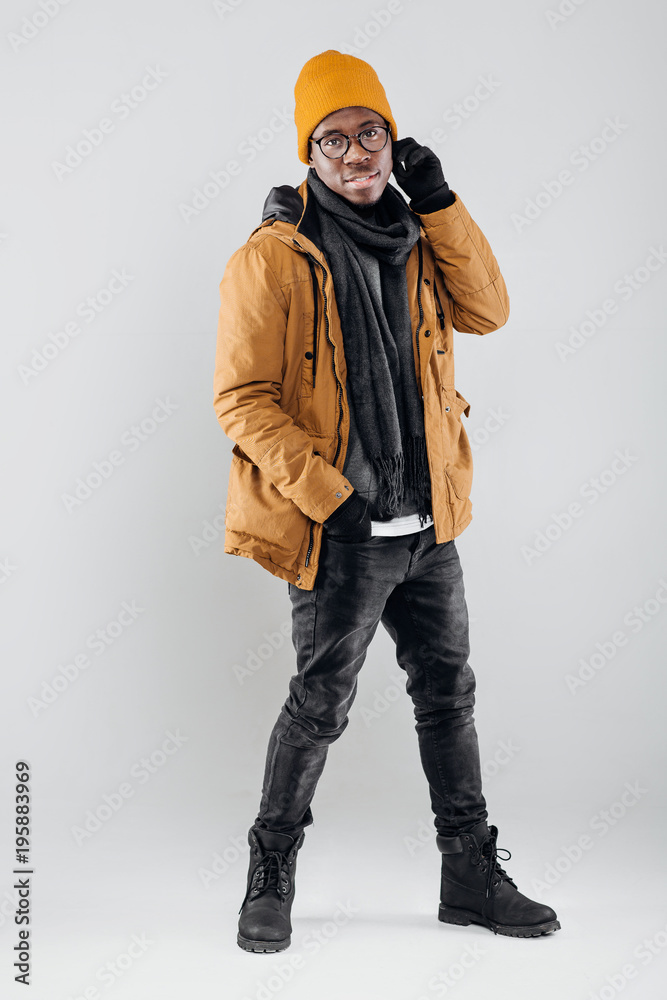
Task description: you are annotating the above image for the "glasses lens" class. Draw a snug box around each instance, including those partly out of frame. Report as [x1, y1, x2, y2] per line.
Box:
[319, 127, 388, 158]
[359, 127, 388, 152]
[319, 134, 347, 158]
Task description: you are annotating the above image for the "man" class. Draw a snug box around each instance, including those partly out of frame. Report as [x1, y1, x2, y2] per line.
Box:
[213, 50, 560, 952]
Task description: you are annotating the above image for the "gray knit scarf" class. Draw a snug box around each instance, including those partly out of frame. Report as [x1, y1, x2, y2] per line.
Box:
[306, 166, 432, 523]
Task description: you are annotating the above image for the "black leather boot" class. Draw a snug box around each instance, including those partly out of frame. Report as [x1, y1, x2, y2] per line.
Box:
[437, 820, 561, 937]
[237, 827, 306, 953]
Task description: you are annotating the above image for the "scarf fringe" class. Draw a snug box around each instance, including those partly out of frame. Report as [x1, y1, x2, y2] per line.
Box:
[371, 451, 404, 516]
[371, 434, 433, 523]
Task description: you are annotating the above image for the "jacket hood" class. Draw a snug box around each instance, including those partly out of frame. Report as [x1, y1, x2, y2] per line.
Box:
[262, 184, 304, 226]
[260, 177, 324, 253]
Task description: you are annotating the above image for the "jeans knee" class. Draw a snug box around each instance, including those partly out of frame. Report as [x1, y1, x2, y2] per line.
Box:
[280, 714, 348, 749]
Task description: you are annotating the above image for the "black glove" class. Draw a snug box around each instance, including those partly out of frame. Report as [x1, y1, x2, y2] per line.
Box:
[323, 490, 372, 543]
[392, 137, 455, 213]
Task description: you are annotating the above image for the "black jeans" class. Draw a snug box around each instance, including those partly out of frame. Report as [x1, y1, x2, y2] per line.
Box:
[253, 524, 488, 840]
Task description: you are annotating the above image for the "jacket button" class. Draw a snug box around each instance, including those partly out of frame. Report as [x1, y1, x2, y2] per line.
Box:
[424, 330, 431, 337]
[335, 492, 342, 498]
[423, 278, 431, 285]
[297, 574, 301, 581]
[305, 351, 313, 359]
[445, 405, 450, 411]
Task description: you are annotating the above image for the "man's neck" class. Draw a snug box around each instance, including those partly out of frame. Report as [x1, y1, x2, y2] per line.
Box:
[346, 198, 378, 220]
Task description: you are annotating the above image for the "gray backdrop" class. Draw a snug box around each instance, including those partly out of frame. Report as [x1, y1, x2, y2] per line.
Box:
[2, 1, 666, 998]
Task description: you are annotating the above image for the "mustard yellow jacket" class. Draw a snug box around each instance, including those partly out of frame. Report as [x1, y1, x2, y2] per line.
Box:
[213, 178, 509, 590]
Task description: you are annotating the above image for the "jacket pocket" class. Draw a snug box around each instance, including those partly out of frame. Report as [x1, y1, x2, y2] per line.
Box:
[225, 448, 307, 571]
[297, 305, 317, 399]
[440, 387, 473, 501]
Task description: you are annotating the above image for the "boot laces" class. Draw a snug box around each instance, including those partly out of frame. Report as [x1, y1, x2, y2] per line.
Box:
[238, 850, 292, 914]
[470, 825, 516, 898]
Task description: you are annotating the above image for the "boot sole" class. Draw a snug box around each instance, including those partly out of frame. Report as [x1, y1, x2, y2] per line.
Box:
[438, 903, 561, 937]
[237, 932, 291, 953]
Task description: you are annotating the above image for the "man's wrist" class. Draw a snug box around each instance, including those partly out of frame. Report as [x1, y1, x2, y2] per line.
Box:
[324, 490, 363, 526]
[323, 490, 372, 539]
[409, 184, 455, 215]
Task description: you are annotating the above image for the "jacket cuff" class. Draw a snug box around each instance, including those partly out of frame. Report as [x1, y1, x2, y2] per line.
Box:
[323, 489, 365, 528]
[306, 481, 355, 523]
[409, 184, 456, 215]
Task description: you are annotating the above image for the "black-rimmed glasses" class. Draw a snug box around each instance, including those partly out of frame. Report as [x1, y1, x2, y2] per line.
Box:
[309, 125, 390, 159]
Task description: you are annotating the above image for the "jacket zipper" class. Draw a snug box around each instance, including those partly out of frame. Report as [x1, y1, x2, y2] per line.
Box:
[292, 238, 344, 568]
[416, 239, 424, 387]
[433, 281, 445, 329]
[305, 517, 314, 568]
[306, 256, 319, 387]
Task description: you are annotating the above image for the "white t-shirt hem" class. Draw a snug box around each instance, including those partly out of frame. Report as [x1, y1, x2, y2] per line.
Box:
[370, 513, 434, 537]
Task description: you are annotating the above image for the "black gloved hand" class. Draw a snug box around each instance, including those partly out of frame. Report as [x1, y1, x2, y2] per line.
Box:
[323, 490, 372, 543]
[392, 137, 455, 213]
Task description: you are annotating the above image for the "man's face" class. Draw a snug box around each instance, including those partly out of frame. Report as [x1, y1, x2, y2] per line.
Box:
[308, 105, 393, 207]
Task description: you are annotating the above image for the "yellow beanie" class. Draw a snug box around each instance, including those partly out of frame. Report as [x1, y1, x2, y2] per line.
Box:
[294, 49, 397, 165]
